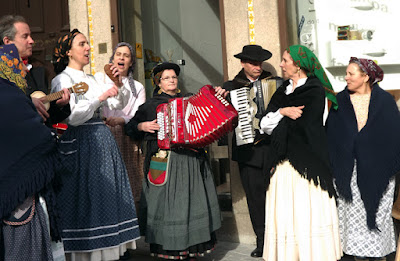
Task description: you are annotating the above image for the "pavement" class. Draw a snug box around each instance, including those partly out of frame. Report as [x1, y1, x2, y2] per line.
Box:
[126, 194, 398, 261]
[126, 210, 396, 261]
[127, 237, 395, 261]
[127, 237, 263, 261]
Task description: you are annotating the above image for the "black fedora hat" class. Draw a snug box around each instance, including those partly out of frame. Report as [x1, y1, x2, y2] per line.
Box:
[152, 62, 180, 77]
[234, 45, 272, 62]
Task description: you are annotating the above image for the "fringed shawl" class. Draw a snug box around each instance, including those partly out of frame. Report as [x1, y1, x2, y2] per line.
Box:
[0, 78, 59, 221]
[326, 84, 400, 229]
[265, 77, 335, 196]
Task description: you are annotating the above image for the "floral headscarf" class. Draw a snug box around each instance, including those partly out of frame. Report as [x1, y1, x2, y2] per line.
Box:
[287, 45, 338, 110]
[349, 57, 384, 85]
[52, 29, 81, 74]
[0, 44, 27, 92]
[109, 42, 137, 97]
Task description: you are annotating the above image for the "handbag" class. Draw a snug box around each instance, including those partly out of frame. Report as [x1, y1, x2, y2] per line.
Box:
[3, 196, 35, 226]
[147, 151, 169, 186]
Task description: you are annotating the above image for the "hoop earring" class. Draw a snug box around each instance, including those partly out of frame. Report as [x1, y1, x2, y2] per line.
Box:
[175, 88, 181, 94]
[158, 88, 162, 95]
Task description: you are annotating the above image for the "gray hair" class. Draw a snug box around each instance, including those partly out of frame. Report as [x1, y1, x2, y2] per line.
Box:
[0, 15, 27, 45]
[109, 42, 138, 97]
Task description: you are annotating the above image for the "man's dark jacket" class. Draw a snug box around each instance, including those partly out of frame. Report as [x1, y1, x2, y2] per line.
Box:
[26, 67, 70, 126]
[223, 69, 272, 169]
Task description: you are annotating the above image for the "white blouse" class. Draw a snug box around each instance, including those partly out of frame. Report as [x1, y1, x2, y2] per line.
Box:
[94, 72, 146, 124]
[260, 78, 306, 135]
[51, 66, 128, 126]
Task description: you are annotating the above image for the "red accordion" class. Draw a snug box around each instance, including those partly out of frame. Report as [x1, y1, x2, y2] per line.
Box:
[156, 85, 238, 149]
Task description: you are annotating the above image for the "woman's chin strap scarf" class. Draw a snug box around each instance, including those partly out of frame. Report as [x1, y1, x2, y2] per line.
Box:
[287, 45, 338, 110]
[109, 42, 137, 97]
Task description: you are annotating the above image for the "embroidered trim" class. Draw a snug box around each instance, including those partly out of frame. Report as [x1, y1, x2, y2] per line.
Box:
[62, 218, 138, 232]
[3, 197, 36, 226]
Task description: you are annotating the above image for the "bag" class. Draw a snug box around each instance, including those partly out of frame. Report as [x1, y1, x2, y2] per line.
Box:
[3, 196, 35, 226]
[147, 153, 169, 186]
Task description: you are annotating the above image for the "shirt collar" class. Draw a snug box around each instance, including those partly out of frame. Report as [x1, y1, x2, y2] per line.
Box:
[286, 77, 308, 94]
[65, 66, 88, 78]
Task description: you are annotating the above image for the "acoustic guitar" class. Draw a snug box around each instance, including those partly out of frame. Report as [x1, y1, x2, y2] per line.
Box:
[30, 82, 89, 111]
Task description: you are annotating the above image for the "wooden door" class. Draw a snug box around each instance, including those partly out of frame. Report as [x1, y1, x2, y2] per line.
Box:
[0, 0, 70, 86]
[110, 0, 121, 48]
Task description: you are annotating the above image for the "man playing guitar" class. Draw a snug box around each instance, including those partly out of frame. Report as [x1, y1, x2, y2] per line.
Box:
[0, 15, 71, 125]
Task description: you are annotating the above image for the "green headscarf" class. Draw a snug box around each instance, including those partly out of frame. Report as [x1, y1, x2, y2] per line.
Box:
[287, 45, 338, 110]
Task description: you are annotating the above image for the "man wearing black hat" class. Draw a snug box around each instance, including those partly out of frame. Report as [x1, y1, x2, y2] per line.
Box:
[221, 44, 273, 257]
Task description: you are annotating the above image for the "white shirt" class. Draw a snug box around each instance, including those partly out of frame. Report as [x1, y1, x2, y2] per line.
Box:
[51, 66, 128, 126]
[260, 78, 306, 135]
[260, 77, 329, 135]
[94, 72, 146, 124]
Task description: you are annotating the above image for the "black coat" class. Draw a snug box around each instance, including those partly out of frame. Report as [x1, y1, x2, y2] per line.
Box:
[222, 69, 272, 169]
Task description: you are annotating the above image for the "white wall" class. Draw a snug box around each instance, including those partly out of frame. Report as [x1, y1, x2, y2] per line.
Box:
[140, 0, 223, 94]
[313, 0, 400, 91]
[179, 0, 223, 92]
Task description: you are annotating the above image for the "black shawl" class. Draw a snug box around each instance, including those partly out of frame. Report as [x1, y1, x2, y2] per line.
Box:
[265, 77, 335, 196]
[326, 84, 400, 229]
[0, 78, 60, 218]
[223, 68, 272, 92]
[0, 77, 63, 250]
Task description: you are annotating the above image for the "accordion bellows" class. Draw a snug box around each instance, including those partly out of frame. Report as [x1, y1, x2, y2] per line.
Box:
[157, 85, 238, 149]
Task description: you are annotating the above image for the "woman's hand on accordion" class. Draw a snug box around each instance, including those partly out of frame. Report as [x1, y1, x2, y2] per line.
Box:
[214, 86, 229, 98]
[138, 119, 160, 133]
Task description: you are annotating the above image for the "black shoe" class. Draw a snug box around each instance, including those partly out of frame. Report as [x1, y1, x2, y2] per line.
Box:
[250, 247, 263, 258]
[119, 250, 131, 260]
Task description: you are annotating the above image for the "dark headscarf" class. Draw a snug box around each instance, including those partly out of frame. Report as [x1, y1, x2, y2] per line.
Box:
[349, 57, 384, 85]
[109, 42, 137, 97]
[52, 29, 81, 74]
[287, 45, 338, 110]
[0, 44, 27, 92]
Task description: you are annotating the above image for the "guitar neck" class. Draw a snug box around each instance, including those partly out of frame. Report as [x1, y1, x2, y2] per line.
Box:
[44, 87, 73, 103]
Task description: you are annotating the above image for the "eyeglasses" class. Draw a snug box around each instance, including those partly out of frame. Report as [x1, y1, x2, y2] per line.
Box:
[160, 76, 178, 81]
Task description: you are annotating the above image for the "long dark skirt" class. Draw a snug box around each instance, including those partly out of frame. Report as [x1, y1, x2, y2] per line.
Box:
[140, 149, 221, 259]
[58, 118, 140, 253]
[3, 197, 53, 261]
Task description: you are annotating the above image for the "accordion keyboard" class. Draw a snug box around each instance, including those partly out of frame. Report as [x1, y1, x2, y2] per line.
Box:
[230, 87, 255, 145]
